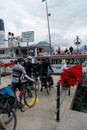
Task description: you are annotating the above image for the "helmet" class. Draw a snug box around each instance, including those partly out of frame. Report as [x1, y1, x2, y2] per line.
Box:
[17, 58, 24, 63]
[28, 56, 32, 60]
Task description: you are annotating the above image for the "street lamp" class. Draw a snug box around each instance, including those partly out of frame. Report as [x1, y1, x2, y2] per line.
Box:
[74, 36, 81, 55]
[74, 36, 81, 63]
[45, 0, 52, 55]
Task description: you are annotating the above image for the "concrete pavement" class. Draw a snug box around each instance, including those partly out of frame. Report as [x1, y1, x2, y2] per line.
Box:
[56, 110, 87, 130]
[1, 75, 87, 130]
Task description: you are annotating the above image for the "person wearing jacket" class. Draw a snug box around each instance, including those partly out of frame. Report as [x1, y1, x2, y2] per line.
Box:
[25, 56, 34, 77]
[12, 58, 35, 91]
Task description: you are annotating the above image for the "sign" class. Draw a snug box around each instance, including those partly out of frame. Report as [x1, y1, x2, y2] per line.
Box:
[22, 31, 34, 42]
[0, 35, 4, 44]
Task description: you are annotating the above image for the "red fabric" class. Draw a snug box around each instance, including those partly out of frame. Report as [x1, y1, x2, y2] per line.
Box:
[0, 62, 15, 67]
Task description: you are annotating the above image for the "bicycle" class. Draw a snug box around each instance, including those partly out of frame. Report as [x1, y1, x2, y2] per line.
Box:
[12, 80, 37, 110]
[0, 87, 17, 130]
[0, 109, 17, 130]
[40, 73, 54, 95]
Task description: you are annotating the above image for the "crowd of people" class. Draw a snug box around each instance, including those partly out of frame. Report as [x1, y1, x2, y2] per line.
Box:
[12, 56, 54, 91]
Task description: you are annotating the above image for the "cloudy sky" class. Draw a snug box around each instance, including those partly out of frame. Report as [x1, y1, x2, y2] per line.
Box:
[0, 0, 87, 49]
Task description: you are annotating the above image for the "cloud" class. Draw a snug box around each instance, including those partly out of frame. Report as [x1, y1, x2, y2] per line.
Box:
[0, 0, 87, 48]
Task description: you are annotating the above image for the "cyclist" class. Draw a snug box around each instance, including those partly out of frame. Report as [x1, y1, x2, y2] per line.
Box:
[40, 57, 54, 91]
[12, 58, 35, 92]
[41, 57, 53, 75]
[25, 56, 34, 77]
[33, 59, 41, 77]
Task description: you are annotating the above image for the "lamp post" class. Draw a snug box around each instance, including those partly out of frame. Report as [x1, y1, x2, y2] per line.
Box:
[74, 36, 81, 54]
[45, 0, 52, 55]
[8, 32, 14, 57]
[74, 36, 81, 63]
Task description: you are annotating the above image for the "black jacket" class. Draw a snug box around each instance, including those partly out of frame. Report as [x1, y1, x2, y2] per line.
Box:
[41, 60, 53, 75]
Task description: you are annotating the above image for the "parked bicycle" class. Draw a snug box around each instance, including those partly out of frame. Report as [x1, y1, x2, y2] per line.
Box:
[0, 86, 17, 130]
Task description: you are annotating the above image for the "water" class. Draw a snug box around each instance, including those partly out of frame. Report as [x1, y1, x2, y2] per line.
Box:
[72, 84, 87, 113]
[52, 64, 61, 74]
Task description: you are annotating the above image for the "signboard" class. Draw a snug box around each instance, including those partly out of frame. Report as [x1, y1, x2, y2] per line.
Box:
[0, 35, 4, 44]
[22, 31, 34, 42]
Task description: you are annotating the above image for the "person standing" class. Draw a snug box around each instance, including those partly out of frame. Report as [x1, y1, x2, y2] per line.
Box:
[61, 59, 68, 72]
[33, 59, 41, 77]
[40, 57, 54, 90]
[69, 46, 73, 55]
[41, 57, 53, 76]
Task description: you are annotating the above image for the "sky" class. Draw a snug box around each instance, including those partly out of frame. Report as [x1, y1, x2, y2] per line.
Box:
[0, 0, 87, 49]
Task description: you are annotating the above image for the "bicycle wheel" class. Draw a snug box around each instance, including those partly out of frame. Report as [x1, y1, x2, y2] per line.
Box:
[44, 81, 50, 95]
[36, 79, 40, 91]
[0, 120, 6, 130]
[45, 84, 50, 95]
[1, 109, 17, 130]
[0, 96, 9, 109]
[33, 74, 40, 91]
[24, 83, 37, 108]
[48, 82, 52, 92]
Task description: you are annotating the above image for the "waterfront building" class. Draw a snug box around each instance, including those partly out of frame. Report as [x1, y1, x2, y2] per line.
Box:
[0, 19, 5, 45]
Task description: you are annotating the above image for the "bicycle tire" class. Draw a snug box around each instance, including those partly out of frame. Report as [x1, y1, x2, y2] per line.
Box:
[44, 81, 50, 95]
[0, 97, 8, 109]
[0, 120, 6, 130]
[33, 74, 40, 91]
[46, 84, 50, 95]
[36, 80, 40, 91]
[24, 83, 37, 108]
[1, 109, 17, 130]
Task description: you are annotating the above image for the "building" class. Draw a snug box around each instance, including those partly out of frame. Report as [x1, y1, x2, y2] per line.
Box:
[0, 19, 5, 45]
[0, 40, 52, 58]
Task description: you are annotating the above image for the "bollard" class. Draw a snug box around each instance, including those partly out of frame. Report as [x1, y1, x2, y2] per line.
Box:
[56, 83, 60, 122]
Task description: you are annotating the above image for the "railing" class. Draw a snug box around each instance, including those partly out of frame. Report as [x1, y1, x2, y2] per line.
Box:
[56, 83, 71, 122]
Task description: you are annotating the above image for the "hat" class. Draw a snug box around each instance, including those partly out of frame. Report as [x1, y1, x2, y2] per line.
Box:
[28, 56, 32, 60]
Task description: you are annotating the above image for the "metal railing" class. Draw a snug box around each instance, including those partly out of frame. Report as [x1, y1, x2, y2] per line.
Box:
[56, 83, 71, 122]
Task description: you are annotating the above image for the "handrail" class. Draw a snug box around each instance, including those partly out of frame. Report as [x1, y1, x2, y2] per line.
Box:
[56, 83, 71, 122]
